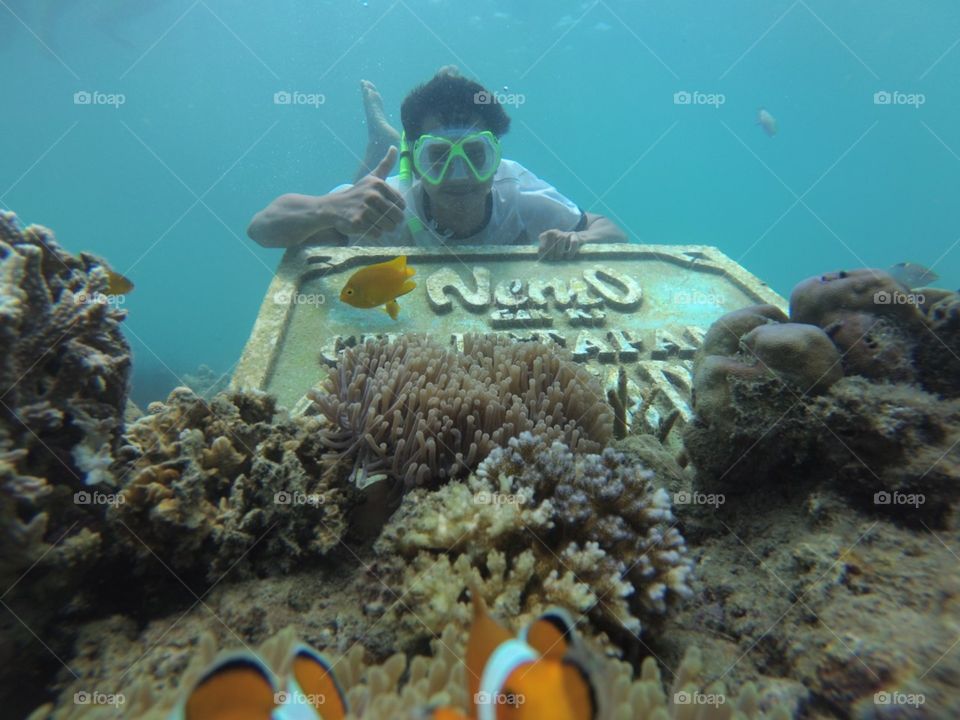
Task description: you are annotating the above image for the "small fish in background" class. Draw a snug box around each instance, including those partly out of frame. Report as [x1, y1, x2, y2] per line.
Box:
[888, 261, 939, 288]
[104, 266, 134, 295]
[340, 255, 416, 320]
[757, 107, 778, 137]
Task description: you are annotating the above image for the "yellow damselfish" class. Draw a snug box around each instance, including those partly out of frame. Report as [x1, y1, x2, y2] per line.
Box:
[339, 255, 417, 320]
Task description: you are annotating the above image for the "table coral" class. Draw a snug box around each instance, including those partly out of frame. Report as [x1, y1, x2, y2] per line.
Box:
[308, 334, 613, 490]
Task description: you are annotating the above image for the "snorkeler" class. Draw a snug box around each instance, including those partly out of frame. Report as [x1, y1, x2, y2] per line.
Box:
[247, 69, 626, 259]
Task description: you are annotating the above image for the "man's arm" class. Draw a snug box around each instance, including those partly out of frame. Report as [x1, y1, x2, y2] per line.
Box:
[577, 212, 627, 245]
[247, 194, 346, 248]
[247, 148, 405, 249]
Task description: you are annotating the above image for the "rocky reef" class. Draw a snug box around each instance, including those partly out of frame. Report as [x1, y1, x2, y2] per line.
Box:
[0, 212, 132, 717]
[685, 269, 960, 527]
[7, 229, 960, 720]
[674, 268, 960, 717]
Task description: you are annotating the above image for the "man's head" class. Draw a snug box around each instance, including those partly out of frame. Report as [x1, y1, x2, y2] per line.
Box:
[401, 71, 510, 210]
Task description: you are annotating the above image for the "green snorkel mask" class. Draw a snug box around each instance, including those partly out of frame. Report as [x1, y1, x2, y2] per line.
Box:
[411, 129, 502, 185]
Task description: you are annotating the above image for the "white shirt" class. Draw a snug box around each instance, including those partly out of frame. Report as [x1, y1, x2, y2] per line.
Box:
[330, 159, 584, 247]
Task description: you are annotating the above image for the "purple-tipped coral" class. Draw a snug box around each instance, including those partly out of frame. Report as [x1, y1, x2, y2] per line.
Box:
[376, 431, 693, 640]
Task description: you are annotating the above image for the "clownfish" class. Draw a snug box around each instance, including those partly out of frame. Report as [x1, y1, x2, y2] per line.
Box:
[339, 255, 416, 320]
[167, 641, 348, 720]
[429, 591, 598, 720]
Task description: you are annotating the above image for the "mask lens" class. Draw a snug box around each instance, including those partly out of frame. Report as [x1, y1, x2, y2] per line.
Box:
[413, 131, 501, 184]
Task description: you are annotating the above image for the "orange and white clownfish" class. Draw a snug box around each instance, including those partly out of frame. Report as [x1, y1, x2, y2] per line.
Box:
[427, 591, 598, 720]
[166, 641, 348, 720]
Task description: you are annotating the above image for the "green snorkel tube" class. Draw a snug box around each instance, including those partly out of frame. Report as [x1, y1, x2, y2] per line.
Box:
[398, 131, 426, 237]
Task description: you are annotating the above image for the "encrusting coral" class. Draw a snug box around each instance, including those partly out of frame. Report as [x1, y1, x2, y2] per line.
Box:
[307, 334, 613, 490]
[29, 624, 794, 720]
[373, 432, 694, 641]
[111, 386, 352, 582]
[684, 268, 960, 526]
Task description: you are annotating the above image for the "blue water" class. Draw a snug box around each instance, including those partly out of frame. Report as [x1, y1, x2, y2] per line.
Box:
[2, 0, 958, 405]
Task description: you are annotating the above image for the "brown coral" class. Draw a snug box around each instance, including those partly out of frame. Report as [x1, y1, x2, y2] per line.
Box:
[685, 270, 960, 526]
[308, 334, 612, 490]
[0, 211, 131, 487]
[111, 387, 353, 582]
[374, 432, 693, 644]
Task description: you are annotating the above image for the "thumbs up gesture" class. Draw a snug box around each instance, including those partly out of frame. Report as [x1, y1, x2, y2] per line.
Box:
[331, 146, 407, 240]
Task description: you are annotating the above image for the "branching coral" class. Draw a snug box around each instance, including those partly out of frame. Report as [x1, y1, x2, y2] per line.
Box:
[111, 387, 352, 581]
[308, 334, 612, 489]
[0, 211, 131, 487]
[374, 432, 693, 640]
[0, 212, 133, 707]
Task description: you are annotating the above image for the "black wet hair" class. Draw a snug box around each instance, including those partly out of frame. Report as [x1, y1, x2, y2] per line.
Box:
[401, 72, 511, 141]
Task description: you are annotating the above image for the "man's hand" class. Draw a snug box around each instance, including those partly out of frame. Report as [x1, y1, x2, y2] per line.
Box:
[538, 229, 584, 260]
[331, 147, 406, 239]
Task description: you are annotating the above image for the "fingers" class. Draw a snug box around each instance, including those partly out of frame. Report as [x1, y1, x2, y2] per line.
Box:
[537, 231, 583, 260]
[371, 146, 398, 180]
[374, 177, 406, 209]
[367, 192, 405, 227]
[538, 231, 564, 260]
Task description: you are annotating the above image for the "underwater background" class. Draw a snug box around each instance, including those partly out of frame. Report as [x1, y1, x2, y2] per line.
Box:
[2, 0, 958, 404]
